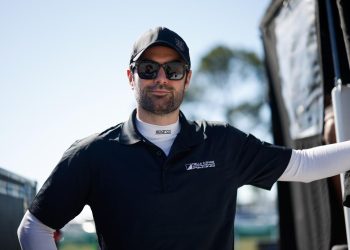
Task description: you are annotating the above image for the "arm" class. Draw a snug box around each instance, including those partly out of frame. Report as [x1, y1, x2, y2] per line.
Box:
[18, 137, 96, 249]
[18, 211, 57, 250]
[279, 140, 350, 182]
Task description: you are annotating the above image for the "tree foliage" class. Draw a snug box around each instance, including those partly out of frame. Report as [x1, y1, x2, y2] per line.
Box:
[183, 44, 270, 138]
[198, 45, 264, 84]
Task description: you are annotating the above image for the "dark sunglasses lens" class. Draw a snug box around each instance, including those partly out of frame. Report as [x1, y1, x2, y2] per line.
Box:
[137, 62, 159, 79]
[137, 61, 186, 80]
[164, 62, 185, 80]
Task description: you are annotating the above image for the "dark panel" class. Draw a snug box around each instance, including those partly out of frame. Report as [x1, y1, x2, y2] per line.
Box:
[0, 194, 23, 250]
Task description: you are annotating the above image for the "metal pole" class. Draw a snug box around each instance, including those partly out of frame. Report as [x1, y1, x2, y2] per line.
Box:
[326, 0, 350, 246]
[325, 0, 342, 86]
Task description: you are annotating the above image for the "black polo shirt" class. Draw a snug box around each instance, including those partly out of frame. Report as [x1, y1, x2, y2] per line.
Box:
[30, 110, 292, 250]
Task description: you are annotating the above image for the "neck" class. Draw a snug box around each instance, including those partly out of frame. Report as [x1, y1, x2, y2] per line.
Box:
[136, 107, 180, 125]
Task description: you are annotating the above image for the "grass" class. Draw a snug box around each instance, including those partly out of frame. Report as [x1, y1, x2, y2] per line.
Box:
[59, 243, 98, 250]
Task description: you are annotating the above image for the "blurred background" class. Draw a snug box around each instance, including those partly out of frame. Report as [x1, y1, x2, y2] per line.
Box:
[1, 0, 281, 249]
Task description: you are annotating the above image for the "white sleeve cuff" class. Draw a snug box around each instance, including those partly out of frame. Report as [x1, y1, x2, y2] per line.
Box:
[17, 210, 57, 250]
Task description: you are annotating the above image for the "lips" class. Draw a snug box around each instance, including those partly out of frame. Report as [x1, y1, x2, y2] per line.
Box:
[151, 90, 170, 94]
[148, 86, 173, 96]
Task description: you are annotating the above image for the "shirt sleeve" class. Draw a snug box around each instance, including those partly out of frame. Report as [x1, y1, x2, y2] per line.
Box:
[29, 136, 95, 229]
[228, 126, 292, 190]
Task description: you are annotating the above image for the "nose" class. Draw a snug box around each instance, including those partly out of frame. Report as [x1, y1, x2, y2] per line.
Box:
[154, 66, 168, 83]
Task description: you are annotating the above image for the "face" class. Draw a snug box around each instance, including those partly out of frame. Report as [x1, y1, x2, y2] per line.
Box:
[127, 46, 192, 116]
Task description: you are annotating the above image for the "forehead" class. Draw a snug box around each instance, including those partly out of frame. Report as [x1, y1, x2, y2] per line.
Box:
[140, 45, 182, 62]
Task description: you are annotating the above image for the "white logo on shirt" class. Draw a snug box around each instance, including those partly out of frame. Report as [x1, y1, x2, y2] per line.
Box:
[185, 161, 216, 170]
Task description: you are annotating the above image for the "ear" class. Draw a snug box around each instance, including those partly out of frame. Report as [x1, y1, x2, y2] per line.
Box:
[184, 70, 192, 91]
[127, 68, 134, 89]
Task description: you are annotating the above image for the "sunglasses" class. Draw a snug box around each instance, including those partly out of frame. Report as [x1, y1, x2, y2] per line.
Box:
[131, 60, 189, 80]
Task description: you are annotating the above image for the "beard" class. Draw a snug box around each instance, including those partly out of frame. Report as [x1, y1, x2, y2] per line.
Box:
[136, 83, 185, 115]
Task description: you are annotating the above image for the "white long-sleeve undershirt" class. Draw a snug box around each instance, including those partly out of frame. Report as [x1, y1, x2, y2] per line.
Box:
[279, 140, 350, 182]
[135, 115, 180, 155]
[17, 211, 56, 250]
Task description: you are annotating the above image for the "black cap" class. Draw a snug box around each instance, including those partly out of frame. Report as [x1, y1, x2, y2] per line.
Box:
[130, 27, 191, 68]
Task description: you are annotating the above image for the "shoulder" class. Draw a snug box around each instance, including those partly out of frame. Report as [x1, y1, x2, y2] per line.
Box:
[192, 119, 227, 130]
[64, 122, 125, 156]
[193, 119, 248, 138]
[185, 119, 252, 147]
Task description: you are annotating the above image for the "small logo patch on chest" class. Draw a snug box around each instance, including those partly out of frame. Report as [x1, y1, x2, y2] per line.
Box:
[185, 161, 216, 170]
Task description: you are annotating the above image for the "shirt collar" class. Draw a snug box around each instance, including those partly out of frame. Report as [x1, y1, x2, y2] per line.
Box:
[117, 109, 207, 148]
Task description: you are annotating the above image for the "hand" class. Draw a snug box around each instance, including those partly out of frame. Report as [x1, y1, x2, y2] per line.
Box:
[323, 105, 336, 144]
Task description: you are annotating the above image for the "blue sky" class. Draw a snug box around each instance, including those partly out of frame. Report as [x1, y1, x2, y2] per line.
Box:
[0, 0, 271, 200]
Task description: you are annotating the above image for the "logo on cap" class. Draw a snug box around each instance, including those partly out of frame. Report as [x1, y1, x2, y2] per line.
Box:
[175, 38, 185, 52]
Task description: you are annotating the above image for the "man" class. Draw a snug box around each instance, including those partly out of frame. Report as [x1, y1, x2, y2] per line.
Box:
[18, 27, 350, 250]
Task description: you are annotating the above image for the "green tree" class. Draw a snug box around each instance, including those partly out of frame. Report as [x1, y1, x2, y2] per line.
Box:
[183, 44, 270, 139]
